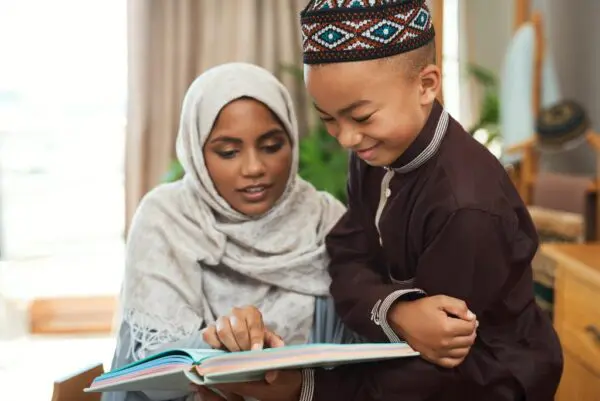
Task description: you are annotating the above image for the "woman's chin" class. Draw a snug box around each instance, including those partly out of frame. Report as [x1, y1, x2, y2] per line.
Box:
[232, 200, 275, 218]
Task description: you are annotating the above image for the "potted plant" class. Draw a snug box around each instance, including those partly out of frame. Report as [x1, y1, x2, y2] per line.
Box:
[466, 63, 500, 149]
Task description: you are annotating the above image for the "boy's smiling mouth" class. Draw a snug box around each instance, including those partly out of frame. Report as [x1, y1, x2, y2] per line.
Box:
[355, 142, 381, 161]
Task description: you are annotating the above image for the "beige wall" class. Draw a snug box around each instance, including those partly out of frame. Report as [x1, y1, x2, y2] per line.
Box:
[464, 0, 514, 76]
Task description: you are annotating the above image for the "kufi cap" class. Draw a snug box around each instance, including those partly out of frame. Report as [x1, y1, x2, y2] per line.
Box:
[300, 0, 435, 65]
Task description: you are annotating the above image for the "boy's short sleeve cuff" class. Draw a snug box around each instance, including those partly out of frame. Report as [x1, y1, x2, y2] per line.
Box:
[372, 289, 426, 342]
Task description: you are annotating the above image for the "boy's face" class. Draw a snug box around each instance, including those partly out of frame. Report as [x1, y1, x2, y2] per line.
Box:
[304, 58, 439, 166]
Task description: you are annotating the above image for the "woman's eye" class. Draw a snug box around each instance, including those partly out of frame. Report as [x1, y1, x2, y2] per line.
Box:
[319, 115, 335, 123]
[215, 149, 238, 159]
[262, 142, 284, 154]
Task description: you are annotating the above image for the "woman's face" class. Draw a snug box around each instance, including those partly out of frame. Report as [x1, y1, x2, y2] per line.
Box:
[203, 98, 293, 217]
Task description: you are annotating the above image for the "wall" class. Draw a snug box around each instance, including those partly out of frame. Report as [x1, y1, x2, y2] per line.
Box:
[464, 0, 514, 76]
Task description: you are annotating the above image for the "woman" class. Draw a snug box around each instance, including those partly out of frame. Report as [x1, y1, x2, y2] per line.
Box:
[102, 62, 356, 401]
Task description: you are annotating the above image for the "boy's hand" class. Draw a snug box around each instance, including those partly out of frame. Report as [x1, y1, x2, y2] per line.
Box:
[388, 295, 478, 368]
[192, 370, 302, 401]
[202, 305, 285, 352]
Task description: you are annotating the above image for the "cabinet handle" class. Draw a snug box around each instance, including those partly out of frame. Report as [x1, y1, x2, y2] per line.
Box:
[584, 325, 600, 344]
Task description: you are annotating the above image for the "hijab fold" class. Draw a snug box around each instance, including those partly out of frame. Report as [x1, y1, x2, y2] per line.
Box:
[121, 63, 345, 359]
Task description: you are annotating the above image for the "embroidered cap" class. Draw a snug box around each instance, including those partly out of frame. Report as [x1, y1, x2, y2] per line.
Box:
[300, 0, 435, 65]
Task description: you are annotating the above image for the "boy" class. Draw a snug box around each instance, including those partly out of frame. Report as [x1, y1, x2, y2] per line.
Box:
[199, 1, 562, 401]
[297, 0, 563, 400]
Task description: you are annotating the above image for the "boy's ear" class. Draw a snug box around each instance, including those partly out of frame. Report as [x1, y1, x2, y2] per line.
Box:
[419, 64, 441, 106]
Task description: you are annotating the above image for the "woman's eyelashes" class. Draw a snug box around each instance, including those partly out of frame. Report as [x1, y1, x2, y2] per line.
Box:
[261, 141, 284, 154]
[215, 148, 238, 159]
[213, 140, 285, 159]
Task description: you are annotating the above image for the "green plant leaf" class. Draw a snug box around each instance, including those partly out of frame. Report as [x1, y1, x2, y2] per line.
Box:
[279, 64, 305, 82]
[163, 159, 184, 183]
[466, 63, 502, 149]
[466, 63, 498, 88]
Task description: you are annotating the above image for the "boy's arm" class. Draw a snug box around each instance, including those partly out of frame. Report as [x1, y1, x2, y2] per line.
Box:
[325, 153, 425, 342]
[303, 207, 532, 401]
[325, 206, 425, 342]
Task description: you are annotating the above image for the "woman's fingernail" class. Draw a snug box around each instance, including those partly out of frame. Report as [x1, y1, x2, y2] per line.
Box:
[476, 320, 480, 328]
[229, 316, 238, 327]
[265, 370, 278, 383]
[467, 310, 476, 320]
[251, 343, 261, 351]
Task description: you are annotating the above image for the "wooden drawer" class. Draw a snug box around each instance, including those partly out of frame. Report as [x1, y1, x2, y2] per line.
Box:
[556, 351, 600, 401]
[556, 268, 600, 376]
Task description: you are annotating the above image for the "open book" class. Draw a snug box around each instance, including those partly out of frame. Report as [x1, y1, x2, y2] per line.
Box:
[86, 342, 418, 392]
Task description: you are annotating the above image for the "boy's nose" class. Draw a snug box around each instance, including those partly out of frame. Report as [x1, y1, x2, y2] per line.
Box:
[336, 128, 363, 150]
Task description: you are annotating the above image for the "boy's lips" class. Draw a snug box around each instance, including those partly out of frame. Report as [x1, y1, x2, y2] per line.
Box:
[355, 143, 380, 161]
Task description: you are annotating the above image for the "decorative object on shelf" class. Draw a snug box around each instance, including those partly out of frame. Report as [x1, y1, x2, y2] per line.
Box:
[535, 100, 590, 153]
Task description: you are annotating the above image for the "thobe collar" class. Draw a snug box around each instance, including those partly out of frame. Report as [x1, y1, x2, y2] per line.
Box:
[390, 100, 449, 174]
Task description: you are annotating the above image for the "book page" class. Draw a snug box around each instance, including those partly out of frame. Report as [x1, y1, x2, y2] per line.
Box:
[196, 342, 418, 379]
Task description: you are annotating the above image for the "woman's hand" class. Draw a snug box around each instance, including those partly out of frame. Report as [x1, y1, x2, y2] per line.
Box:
[202, 305, 285, 352]
[192, 385, 242, 401]
[192, 370, 302, 401]
[388, 295, 478, 368]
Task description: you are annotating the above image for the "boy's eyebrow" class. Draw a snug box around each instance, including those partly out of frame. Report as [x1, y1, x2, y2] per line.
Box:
[313, 100, 372, 116]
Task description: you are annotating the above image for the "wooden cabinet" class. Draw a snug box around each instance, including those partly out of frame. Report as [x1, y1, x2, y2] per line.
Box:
[542, 243, 600, 401]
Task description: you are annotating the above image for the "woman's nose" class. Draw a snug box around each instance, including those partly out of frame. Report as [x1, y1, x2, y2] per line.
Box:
[240, 151, 266, 178]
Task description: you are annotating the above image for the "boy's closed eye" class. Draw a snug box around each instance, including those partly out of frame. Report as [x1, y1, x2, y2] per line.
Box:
[319, 114, 335, 123]
[352, 112, 375, 123]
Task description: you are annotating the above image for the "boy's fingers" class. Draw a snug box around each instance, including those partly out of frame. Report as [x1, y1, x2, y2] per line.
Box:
[436, 357, 466, 369]
[445, 317, 477, 338]
[437, 296, 476, 321]
[443, 347, 471, 359]
[447, 331, 477, 349]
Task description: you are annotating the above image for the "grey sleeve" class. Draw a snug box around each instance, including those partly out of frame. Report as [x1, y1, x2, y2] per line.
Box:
[100, 321, 211, 401]
[298, 297, 369, 401]
[308, 296, 366, 345]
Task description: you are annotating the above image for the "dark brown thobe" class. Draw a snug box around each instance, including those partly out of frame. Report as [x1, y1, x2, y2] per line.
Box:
[315, 101, 563, 401]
